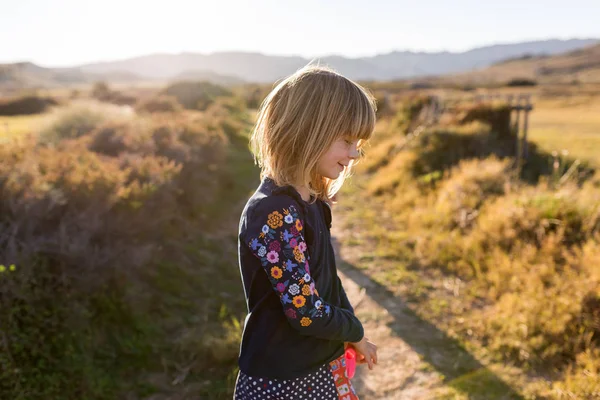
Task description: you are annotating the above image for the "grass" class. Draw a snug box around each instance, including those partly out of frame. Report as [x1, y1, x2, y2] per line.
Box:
[0, 114, 49, 138]
[335, 89, 600, 399]
[529, 96, 600, 166]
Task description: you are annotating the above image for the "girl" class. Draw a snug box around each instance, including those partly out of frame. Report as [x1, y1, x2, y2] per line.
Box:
[234, 64, 378, 400]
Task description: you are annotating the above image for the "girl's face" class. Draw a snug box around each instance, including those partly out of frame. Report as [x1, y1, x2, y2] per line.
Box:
[316, 137, 360, 179]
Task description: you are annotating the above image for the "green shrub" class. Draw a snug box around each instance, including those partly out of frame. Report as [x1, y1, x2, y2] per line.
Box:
[135, 95, 182, 113]
[0, 95, 59, 116]
[163, 81, 232, 110]
[0, 99, 250, 398]
[38, 103, 133, 145]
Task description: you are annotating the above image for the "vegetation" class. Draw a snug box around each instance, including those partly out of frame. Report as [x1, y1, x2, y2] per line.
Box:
[0, 88, 257, 399]
[1, 73, 599, 399]
[0, 95, 59, 116]
[339, 91, 600, 399]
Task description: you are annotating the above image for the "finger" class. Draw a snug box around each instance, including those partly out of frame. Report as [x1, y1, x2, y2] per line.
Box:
[367, 357, 374, 370]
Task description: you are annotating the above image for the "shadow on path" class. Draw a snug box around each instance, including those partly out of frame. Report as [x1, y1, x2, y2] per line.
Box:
[332, 236, 525, 400]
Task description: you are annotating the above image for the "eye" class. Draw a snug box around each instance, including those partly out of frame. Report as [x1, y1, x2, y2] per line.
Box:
[344, 139, 353, 145]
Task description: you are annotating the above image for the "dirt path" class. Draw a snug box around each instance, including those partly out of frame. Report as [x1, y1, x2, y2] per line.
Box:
[331, 229, 446, 399]
[331, 222, 524, 400]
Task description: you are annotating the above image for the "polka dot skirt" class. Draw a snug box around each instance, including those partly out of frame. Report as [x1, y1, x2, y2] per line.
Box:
[233, 353, 359, 399]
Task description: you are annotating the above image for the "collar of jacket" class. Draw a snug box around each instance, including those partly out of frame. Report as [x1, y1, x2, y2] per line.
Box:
[261, 176, 311, 216]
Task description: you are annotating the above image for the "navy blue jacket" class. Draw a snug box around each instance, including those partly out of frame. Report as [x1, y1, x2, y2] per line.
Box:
[236, 176, 364, 379]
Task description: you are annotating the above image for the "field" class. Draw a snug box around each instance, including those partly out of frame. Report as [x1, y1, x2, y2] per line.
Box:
[0, 77, 598, 399]
[529, 95, 600, 165]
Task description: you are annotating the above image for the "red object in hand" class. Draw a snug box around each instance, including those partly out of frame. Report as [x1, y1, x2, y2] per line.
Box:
[344, 347, 357, 379]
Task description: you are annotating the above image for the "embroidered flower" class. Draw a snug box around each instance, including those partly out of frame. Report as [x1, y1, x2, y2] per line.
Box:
[303, 273, 311, 282]
[298, 242, 307, 252]
[293, 295, 306, 308]
[271, 266, 283, 279]
[257, 246, 267, 257]
[310, 282, 315, 294]
[281, 293, 292, 304]
[266, 251, 279, 264]
[285, 308, 297, 319]
[295, 219, 303, 231]
[300, 317, 312, 327]
[293, 247, 305, 263]
[315, 299, 322, 309]
[285, 259, 297, 272]
[290, 226, 298, 235]
[302, 284, 311, 296]
[267, 211, 283, 229]
[262, 225, 269, 234]
[284, 214, 294, 224]
[250, 238, 259, 250]
[288, 284, 300, 295]
[289, 238, 298, 248]
[283, 229, 293, 242]
[276, 282, 286, 292]
[269, 240, 281, 252]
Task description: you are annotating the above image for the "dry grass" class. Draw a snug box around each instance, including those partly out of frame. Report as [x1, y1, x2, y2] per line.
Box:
[529, 96, 600, 166]
[338, 89, 600, 399]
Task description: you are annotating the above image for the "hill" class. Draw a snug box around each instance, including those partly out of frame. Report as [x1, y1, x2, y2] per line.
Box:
[433, 43, 600, 86]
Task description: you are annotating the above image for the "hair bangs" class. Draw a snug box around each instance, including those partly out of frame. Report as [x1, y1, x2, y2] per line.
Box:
[340, 83, 376, 145]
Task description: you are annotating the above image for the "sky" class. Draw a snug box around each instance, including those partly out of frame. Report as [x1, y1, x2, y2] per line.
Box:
[2, 0, 599, 68]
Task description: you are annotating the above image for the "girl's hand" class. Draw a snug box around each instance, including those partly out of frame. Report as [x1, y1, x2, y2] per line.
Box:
[345, 337, 378, 370]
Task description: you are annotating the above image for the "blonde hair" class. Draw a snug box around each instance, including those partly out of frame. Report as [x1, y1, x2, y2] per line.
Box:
[250, 63, 377, 203]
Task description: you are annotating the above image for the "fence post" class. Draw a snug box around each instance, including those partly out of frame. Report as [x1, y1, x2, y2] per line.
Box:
[522, 95, 532, 160]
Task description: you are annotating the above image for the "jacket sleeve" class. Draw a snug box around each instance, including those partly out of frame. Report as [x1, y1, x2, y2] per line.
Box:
[337, 275, 355, 314]
[243, 195, 364, 343]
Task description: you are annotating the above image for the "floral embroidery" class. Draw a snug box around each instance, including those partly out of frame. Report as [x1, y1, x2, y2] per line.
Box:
[293, 247, 305, 263]
[293, 295, 306, 308]
[302, 284, 311, 296]
[269, 240, 281, 252]
[271, 266, 283, 279]
[266, 251, 279, 263]
[268, 211, 284, 229]
[247, 202, 330, 330]
[288, 283, 300, 295]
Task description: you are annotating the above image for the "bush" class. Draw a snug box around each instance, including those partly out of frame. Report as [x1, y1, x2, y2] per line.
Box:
[459, 104, 514, 138]
[0, 95, 59, 116]
[163, 81, 232, 110]
[91, 81, 138, 106]
[38, 103, 134, 145]
[0, 101, 248, 398]
[88, 121, 155, 157]
[435, 157, 512, 230]
[506, 78, 537, 87]
[135, 95, 181, 113]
